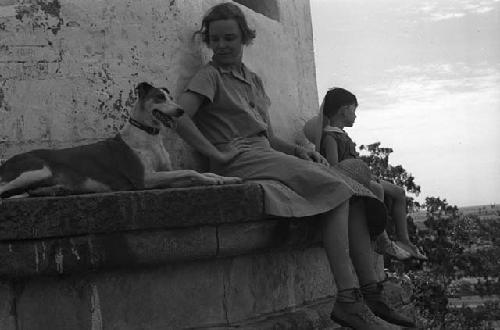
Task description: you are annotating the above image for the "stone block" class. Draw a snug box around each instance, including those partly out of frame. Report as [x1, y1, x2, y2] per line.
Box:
[94, 261, 227, 329]
[218, 220, 288, 256]
[16, 277, 92, 330]
[0, 281, 16, 330]
[218, 217, 321, 256]
[224, 248, 335, 323]
[0, 183, 263, 240]
[294, 248, 336, 303]
[14, 259, 228, 330]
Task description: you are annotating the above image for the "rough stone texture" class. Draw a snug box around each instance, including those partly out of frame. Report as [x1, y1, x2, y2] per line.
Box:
[0, 281, 16, 330]
[218, 298, 344, 330]
[12, 262, 227, 330]
[0, 0, 318, 168]
[16, 278, 92, 330]
[0, 197, 324, 278]
[383, 275, 417, 326]
[94, 263, 227, 330]
[0, 183, 263, 240]
[6, 248, 336, 330]
[224, 248, 335, 323]
[217, 217, 321, 256]
[0, 225, 218, 277]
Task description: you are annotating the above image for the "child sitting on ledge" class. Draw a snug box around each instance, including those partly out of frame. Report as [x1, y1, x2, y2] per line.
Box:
[304, 87, 427, 261]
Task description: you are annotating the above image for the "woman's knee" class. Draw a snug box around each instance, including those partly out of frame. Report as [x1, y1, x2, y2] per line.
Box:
[383, 181, 405, 201]
[369, 181, 384, 200]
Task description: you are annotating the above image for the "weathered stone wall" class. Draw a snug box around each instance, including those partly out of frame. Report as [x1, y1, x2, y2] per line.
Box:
[0, 0, 318, 169]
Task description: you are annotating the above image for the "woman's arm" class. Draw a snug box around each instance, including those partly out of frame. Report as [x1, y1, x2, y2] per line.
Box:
[176, 91, 244, 163]
[267, 124, 295, 154]
[322, 134, 339, 166]
[267, 121, 328, 165]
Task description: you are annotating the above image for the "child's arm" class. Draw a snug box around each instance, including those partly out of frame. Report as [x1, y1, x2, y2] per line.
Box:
[322, 134, 339, 165]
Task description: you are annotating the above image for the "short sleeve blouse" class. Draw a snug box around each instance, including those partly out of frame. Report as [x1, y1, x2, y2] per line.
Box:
[185, 62, 271, 145]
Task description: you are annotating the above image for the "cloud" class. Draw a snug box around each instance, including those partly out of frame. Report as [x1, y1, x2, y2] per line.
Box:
[475, 6, 494, 13]
[430, 12, 466, 21]
[350, 62, 500, 206]
[363, 63, 500, 110]
[418, 0, 499, 21]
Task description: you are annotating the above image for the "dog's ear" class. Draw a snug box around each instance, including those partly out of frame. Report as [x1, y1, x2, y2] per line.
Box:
[137, 82, 153, 99]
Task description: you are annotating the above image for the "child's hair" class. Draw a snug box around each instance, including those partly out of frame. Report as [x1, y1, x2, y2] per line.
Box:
[322, 88, 358, 119]
[196, 2, 256, 45]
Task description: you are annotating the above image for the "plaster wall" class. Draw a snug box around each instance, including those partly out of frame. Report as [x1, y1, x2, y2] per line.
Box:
[0, 0, 318, 169]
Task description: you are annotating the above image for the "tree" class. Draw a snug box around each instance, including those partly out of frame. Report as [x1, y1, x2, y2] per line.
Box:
[359, 142, 421, 197]
[358, 142, 424, 240]
[358, 141, 500, 328]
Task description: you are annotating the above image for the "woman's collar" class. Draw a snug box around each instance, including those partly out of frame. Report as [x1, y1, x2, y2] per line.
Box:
[210, 61, 251, 84]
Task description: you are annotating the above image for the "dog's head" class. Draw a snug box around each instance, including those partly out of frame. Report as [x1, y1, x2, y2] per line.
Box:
[135, 82, 184, 129]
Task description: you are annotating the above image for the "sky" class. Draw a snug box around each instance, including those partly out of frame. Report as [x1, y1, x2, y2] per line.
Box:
[310, 0, 500, 207]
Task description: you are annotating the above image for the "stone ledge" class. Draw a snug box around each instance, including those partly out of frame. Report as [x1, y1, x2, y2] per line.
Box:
[0, 183, 264, 241]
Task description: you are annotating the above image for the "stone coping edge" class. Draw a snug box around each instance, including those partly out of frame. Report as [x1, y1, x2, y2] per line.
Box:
[0, 183, 264, 241]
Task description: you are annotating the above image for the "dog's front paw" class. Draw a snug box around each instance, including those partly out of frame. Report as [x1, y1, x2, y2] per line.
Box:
[220, 176, 242, 184]
[201, 173, 242, 185]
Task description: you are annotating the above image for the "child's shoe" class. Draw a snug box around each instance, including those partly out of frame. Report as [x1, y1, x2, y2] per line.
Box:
[374, 232, 411, 260]
[395, 240, 428, 260]
[361, 282, 416, 328]
[331, 288, 400, 329]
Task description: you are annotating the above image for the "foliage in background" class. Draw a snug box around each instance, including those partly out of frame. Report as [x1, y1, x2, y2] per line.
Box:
[360, 142, 500, 329]
[359, 142, 421, 209]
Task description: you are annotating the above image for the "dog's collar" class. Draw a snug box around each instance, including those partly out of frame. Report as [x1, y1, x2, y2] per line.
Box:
[129, 118, 160, 135]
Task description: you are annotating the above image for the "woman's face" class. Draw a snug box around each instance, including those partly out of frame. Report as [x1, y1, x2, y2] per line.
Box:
[208, 19, 244, 66]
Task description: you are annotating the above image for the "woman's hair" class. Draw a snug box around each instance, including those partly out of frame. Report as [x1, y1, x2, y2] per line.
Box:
[197, 2, 256, 45]
[322, 88, 358, 119]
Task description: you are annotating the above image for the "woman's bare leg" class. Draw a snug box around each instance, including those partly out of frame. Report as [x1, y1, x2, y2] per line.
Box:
[328, 199, 405, 328]
[347, 199, 379, 286]
[322, 201, 358, 290]
[369, 180, 384, 201]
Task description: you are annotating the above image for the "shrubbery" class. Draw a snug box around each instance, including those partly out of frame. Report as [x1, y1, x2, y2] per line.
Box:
[360, 142, 500, 329]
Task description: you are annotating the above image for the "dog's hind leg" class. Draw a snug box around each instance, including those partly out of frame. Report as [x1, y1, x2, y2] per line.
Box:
[0, 166, 53, 198]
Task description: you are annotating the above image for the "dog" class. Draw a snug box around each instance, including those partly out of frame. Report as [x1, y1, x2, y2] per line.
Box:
[0, 82, 241, 199]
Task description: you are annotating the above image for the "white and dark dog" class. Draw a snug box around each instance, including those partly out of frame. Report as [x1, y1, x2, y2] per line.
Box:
[0, 82, 241, 199]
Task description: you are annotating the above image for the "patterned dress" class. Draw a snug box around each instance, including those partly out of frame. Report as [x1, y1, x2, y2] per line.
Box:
[185, 61, 386, 234]
[320, 126, 359, 162]
[320, 127, 380, 185]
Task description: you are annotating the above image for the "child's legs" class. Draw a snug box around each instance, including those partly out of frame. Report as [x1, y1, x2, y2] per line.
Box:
[381, 180, 409, 242]
[348, 198, 379, 286]
[321, 201, 358, 291]
[369, 180, 384, 201]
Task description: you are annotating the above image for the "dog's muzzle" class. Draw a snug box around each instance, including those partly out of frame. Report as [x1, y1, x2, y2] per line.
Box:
[153, 109, 183, 128]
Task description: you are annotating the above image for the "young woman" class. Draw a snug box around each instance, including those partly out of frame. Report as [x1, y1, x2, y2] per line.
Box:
[175, 3, 413, 328]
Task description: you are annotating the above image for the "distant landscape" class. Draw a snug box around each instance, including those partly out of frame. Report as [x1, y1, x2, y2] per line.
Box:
[403, 201, 500, 328]
[459, 204, 500, 217]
